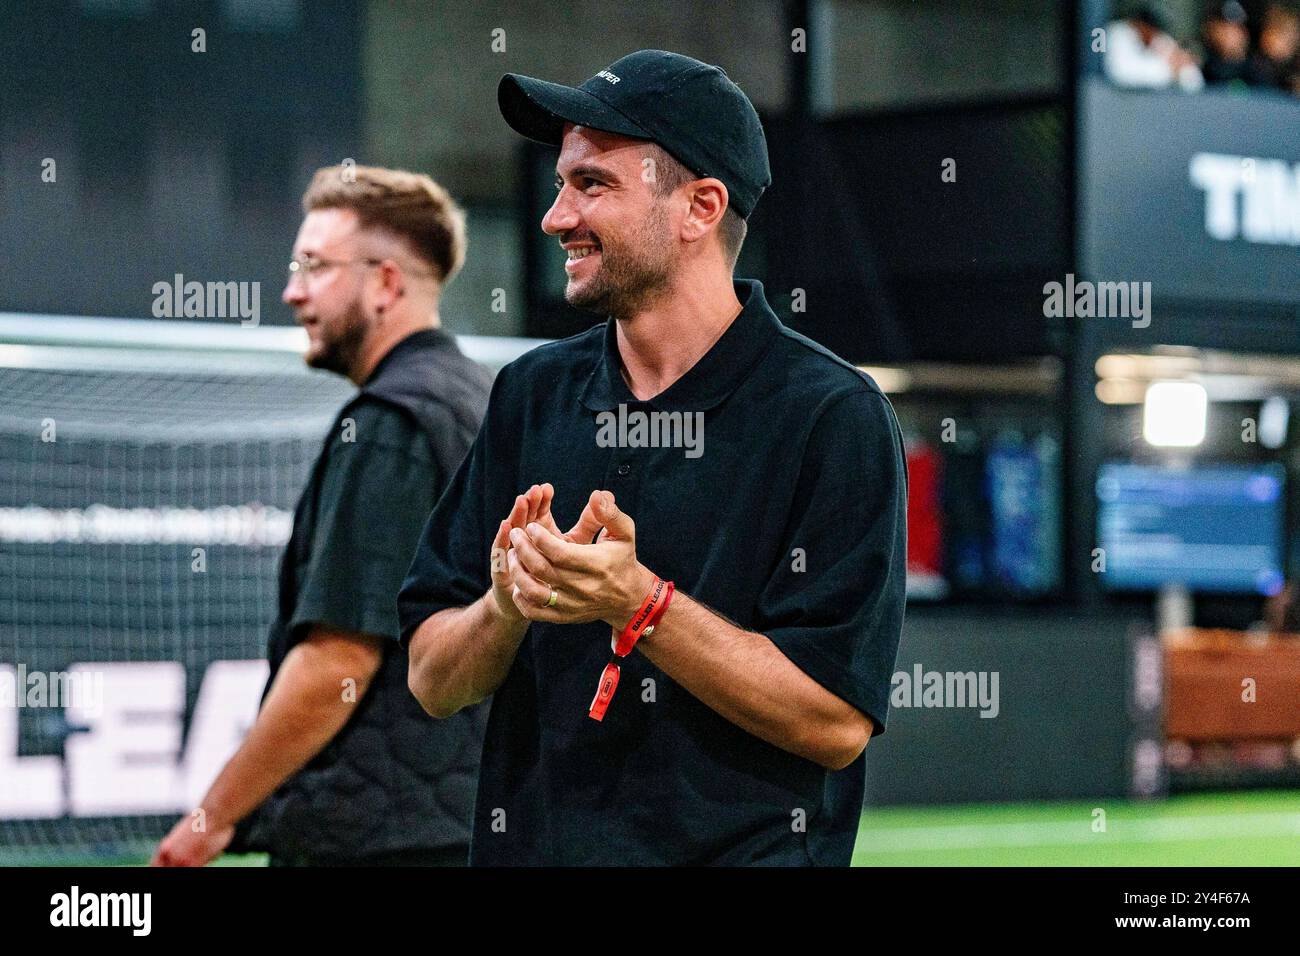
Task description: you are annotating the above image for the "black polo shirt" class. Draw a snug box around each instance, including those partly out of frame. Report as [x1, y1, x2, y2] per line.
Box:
[399, 280, 907, 866]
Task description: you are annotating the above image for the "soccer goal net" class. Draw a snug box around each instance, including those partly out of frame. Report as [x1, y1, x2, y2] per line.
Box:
[0, 314, 540, 863]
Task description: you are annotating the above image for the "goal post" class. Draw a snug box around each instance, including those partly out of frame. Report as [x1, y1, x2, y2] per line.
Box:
[0, 313, 545, 863]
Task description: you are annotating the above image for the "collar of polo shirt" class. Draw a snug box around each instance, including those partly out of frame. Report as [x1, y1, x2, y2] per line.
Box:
[579, 279, 781, 414]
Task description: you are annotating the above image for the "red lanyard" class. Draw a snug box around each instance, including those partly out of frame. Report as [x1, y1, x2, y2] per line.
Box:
[588, 577, 675, 721]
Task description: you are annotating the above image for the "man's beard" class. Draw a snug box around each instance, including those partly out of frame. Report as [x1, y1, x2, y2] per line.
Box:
[565, 204, 675, 321]
[305, 299, 368, 379]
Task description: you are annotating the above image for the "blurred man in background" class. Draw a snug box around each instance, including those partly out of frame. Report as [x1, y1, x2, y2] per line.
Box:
[154, 166, 492, 866]
[1200, 1, 1255, 87]
[1251, 2, 1300, 93]
[1105, 4, 1205, 90]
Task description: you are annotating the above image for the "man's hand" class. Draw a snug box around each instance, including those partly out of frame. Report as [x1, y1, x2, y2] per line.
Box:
[150, 816, 235, 867]
[150, 626, 383, 864]
[526, 483, 610, 544]
[489, 484, 609, 623]
[492, 488, 874, 770]
[412, 483, 609, 718]
[506, 490, 656, 628]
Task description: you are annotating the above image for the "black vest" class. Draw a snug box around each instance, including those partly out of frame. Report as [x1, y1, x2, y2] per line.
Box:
[236, 329, 492, 863]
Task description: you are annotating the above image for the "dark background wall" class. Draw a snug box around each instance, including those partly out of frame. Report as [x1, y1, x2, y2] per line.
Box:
[864, 607, 1140, 805]
[1, 0, 1066, 343]
[0, 1, 363, 321]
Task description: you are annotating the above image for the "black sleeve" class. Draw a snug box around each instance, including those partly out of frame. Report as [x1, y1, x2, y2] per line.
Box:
[289, 400, 442, 644]
[398, 369, 512, 646]
[758, 388, 909, 736]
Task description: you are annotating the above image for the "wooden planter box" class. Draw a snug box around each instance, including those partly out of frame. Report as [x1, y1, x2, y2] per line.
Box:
[1163, 628, 1300, 740]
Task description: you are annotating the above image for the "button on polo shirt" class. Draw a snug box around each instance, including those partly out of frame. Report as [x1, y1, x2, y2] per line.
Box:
[399, 279, 908, 866]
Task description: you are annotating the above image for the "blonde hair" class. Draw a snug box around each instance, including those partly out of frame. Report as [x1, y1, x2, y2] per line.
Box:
[302, 165, 467, 284]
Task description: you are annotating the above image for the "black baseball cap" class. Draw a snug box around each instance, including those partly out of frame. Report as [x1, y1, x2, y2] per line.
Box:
[498, 49, 771, 219]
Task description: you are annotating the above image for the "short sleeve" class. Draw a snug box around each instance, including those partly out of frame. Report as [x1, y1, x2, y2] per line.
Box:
[289, 400, 441, 643]
[398, 371, 509, 646]
[759, 389, 908, 736]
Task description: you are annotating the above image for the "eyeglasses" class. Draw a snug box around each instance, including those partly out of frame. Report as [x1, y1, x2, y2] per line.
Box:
[286, 255, 383, 283]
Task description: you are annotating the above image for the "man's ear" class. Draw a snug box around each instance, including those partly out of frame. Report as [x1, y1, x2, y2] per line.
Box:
[374, 259, 405, 314]
[681, 178, 729, 245]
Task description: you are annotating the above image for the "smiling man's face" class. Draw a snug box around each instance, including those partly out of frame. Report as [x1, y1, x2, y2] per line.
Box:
[541, 125, 681, 319]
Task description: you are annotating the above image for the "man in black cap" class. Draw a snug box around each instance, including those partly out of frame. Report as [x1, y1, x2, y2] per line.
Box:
[401, 50, 907, 866]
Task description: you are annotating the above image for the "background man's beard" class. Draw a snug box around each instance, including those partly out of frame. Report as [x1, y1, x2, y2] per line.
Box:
[305, 301, 368, 379]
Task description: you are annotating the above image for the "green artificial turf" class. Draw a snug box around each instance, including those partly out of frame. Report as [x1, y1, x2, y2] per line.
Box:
[851, 790, 1300, 866]
[7, 790, 1298, 866]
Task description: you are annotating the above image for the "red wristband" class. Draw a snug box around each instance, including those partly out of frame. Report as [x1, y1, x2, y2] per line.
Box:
[587, 663, 621, 722]
[588, 576, 675, 722]
[637, 580, 674, 644]
[611, 577, 674, 657]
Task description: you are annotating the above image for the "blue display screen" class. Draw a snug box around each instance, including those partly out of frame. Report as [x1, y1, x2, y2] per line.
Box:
[1096, 463, 1286, 595]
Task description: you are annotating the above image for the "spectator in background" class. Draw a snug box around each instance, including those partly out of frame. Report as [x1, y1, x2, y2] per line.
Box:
[1200, 1, 1257, 87]
[152, 166, 492, 867]
[1104, 4, 1205, 90]
[1250, 3, 1300, 94]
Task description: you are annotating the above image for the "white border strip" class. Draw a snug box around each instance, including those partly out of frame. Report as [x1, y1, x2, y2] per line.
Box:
[0, 313, 551, 373]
